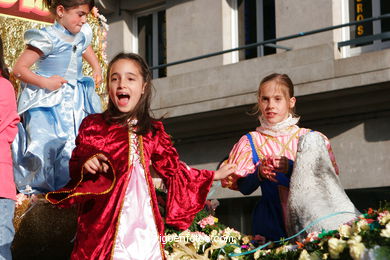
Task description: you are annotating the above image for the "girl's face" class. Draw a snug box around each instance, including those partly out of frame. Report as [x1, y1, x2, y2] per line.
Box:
[57, 4, 90, 34]
[108, 59, 145, 113]
[258, 81, 296, 125]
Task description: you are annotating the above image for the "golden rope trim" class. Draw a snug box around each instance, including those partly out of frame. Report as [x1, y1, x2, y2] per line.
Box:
[277, 128, 301, 156]
[250, 128, 302, 161]
[45, 153, 117, 204]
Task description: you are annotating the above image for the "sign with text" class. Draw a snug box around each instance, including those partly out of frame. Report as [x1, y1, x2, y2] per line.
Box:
[0, 0, 53, 23]
[354, 0, 373, 38]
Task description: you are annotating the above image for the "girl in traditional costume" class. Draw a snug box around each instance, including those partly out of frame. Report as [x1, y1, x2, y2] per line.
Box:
[46, 53, 235, 259]
[12, 0, 102, 194]
[221, 73, 340, 241]
[0, 35, 20, 260]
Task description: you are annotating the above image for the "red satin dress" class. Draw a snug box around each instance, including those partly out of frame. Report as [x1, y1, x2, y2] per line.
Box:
[46, 114, 214, 259]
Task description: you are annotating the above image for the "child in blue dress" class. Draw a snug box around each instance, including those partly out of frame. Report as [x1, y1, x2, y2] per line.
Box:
[12, 0, 102, 194]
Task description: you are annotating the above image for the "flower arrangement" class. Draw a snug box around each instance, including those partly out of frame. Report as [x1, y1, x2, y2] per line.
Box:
[160, 199, 390, 260]
[293, 204, 390, 260]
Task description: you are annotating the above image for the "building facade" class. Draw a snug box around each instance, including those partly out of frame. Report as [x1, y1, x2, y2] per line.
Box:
[97, 0, 390, 233]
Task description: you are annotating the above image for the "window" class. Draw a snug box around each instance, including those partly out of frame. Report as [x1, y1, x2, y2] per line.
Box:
[134, 9, 167, 78]
[344, 0, 390, 55]
[232, 0, 276, 61]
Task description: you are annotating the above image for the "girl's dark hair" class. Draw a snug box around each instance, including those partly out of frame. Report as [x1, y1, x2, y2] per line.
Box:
[252, 73, 296, 116]
[43, 0, 94, 14]
[104, 52, 157, 135]
[0, 35, 10, 80]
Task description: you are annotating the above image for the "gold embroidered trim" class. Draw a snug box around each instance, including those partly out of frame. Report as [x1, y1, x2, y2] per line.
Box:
[45, 153, 117, 204]
[110, 130, 134, 259]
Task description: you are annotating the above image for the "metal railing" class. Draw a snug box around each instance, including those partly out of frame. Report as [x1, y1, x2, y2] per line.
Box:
[150, 13, 390, 71]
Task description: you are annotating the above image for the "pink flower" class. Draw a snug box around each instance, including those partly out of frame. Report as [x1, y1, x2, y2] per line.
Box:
[304, 231, 320, 243]
[91, 7, 99, 18]
[378, 210, 390, 225]
[198, 215, 216, 228]
[15, 193, 28, 207]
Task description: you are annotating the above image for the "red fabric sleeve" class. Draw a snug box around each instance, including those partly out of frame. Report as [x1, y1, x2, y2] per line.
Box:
[150, 121, 214, 230]
[46, 114, 115, 206]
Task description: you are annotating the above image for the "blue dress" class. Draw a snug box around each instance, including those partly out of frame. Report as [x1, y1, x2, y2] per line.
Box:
[237, 133, 294, 241]
[12, 22, 101, 194]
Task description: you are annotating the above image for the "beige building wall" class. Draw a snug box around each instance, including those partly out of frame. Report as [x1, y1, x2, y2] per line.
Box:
[166, 0, 228, 75]
[100, 0, 390, 200]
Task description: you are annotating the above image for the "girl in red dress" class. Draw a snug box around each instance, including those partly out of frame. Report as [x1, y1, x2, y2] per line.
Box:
[46, 53, 234, 259]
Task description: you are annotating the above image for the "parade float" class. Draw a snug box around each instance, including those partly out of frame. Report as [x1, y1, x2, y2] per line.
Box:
[2, 1, 389, 260]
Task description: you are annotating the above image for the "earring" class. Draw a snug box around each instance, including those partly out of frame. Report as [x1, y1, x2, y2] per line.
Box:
[59, 14, 63, 18]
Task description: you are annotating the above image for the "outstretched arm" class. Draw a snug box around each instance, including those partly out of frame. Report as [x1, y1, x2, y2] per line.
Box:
[214, 164, 235, 180]
[13, 46, 67, 90]
[82, 45, 102, 86]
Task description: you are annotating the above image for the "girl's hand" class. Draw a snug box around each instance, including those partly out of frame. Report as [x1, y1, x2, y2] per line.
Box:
[259, 164, 277, 182]
[259, 155, 289, 182]
[83, 154, 109, 174]
[92, 69, 102, 86]
[272, 156, 289, 174]
[42, 75, 68, 91]
[214, 163, 236, 180]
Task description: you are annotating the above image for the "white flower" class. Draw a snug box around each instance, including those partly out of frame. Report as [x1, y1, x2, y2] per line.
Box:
[378, 211, 390, 225]
[211, 236, 226, 248]
[275, 245, 290, 254]
[299, 250, 321, 260]
[210, 229, 219, 238]
[352, 219, 369, 234]
[328, 237, 347, 259]
[338, 224, 352, 238]
[254, 250, 260, 259]
[380, 223, 390, 238]
[299, 249, 311, 260]
[349, 242, 366, 260]
[230, 247, 242, 260]
[253, 249, 271, 259]
[221, 227, 241, 240]
[347, 235, 362, 245]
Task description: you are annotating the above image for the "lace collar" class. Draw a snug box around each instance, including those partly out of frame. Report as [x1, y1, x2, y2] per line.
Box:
[256, 114, 300, 137]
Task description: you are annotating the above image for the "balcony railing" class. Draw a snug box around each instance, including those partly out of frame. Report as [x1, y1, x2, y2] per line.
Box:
[150, 13, 390, 71]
